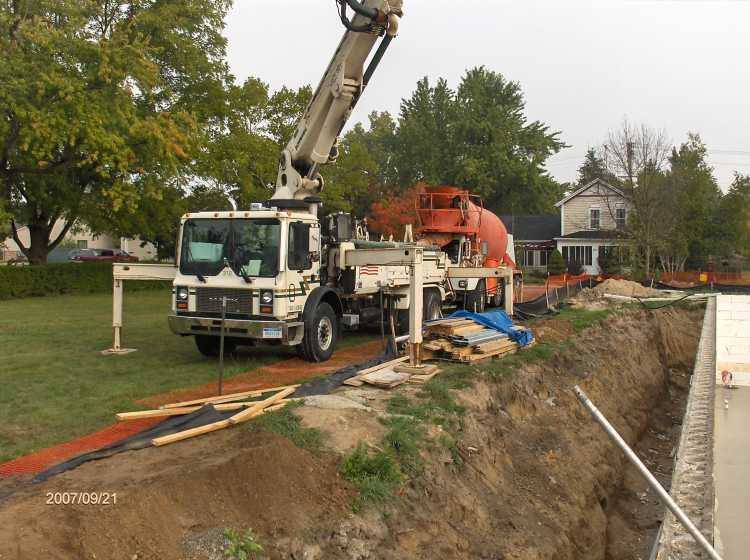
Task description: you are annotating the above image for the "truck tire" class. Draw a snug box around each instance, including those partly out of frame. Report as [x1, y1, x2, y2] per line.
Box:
[492, 282, 504, 309]
[298, 302, 338, 362]
[195, 335, 236, 358]
[423, 289, 442, 322]
[464, 279, 486, 313]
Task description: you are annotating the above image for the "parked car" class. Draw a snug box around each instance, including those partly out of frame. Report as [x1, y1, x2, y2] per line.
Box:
[68, 249, 96, 261]
[70, 249, 139, 263]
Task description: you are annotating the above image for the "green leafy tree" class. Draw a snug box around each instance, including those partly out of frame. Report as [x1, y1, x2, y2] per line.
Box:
[1, 0, 232, 264]
[547, 249, 566, 275]
[666, 133, 722, 269]
[452, 67, 567, 213]
[716, 173, 750, 262]
[354, 67, 566, 217]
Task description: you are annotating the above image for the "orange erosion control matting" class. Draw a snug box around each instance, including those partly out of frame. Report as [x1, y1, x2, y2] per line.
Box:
[0, 340, 384, 479]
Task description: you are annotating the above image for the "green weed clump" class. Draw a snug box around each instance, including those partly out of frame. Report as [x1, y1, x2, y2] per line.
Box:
[248, 402, 323, 452]
[339, 443, 402, 511]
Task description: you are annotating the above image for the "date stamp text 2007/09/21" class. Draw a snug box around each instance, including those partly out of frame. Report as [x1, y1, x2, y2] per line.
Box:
[45, 492, 118, 505]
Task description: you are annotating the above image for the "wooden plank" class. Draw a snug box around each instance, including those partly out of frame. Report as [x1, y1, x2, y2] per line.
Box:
[152, 419, 232, 446]
[343, 356, 409, 387]
[117, 400, 294, 421]
[342, 377, 364, 387]
[150, 401, 291, 446]
[394, 363, 439, 375]
[460, 346, 518, 362]
[228, 386, 297, 425]
[355, 356, 409, 376]
[475, 339, 515, 354]
[159, 384, 300, 410]
[360, 369, 411, 389]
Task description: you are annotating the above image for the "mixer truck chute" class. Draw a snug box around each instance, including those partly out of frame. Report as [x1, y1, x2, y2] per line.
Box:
[165, 1, 516, 363]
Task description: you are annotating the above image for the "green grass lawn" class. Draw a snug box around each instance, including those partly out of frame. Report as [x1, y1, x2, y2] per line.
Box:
[0, 290, 373, 463]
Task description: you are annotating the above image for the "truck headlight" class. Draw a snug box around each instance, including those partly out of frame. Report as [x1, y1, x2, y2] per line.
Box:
[260, 290, 273, 305]
[176, 287, 189, 301]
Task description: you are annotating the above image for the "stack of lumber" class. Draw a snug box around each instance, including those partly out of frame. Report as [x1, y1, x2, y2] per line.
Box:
[424, 318, 527, 362]
[343, 356, 441, 389]
[115, 384, 299, 447]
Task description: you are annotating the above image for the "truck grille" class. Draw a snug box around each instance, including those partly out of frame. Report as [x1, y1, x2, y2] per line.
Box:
[196, 288, 253, 315]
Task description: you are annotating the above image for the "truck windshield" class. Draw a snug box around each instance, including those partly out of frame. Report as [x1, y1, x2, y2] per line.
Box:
[180, 218, 281, 278]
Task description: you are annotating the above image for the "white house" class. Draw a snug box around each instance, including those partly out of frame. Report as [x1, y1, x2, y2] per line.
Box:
[1, 220, 157, 262]
[554, 179, 632, 275]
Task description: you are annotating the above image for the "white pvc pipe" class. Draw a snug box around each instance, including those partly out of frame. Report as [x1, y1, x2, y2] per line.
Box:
[573, 385, 722, 560]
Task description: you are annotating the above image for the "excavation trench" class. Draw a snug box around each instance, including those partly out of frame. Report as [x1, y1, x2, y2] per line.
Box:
[0, 306, 703, 560]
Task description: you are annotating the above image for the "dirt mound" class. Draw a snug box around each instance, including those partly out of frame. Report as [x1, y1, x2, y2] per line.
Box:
[591, 278, 661, 298]
[0, 430, 354, 560]
[0, 307, 704, 559]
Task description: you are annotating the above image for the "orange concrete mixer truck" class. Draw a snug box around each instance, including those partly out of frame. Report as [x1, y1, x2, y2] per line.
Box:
[415, 185, 519, 312]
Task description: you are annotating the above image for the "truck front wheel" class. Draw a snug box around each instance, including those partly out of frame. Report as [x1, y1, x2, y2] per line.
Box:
[195, 335, 236, 358]
[298, 302, 338, 362]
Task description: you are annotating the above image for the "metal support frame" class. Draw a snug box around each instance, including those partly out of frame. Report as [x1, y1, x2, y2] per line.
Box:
[344, 247, 424, 366]
[446, 266, 514, 316]
[102, 263, 177, 356]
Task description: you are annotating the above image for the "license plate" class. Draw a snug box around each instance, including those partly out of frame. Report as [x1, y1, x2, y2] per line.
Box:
[262, 327, 283, 339]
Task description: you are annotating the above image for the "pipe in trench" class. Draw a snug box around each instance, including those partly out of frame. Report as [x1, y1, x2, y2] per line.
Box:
[573, 385, 722, 560]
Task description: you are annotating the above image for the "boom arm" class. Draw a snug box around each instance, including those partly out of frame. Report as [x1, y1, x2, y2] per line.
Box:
[272, 0, 403, 203]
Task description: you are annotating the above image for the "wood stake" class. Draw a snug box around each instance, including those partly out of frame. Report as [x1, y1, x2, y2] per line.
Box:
[159, 384, 300, 410]
[228, 386, 297, 425]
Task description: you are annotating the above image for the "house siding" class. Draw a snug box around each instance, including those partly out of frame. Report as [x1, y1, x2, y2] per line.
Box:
[562, 183, 630, 234]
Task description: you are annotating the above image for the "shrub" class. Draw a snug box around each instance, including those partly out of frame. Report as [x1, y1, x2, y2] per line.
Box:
[0, 262, 170, 300]
[566, 260, 584, 275]
[547, 250, 566, 275]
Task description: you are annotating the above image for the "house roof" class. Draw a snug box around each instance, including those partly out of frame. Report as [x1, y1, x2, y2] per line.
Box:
[554, 179, 628, 208]
[499, 214, 560, 241]
[556, 229, 629, 240]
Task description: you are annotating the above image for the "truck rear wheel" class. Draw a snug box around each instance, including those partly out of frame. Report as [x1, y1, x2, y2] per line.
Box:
[464, 279, 486, 313]
[195, 335, 236, 358]
[298, 302, 338, 362]
[423, 289, 442, 322]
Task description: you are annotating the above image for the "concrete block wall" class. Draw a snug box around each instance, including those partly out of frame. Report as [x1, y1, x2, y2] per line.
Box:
[716, 295, 750, 385]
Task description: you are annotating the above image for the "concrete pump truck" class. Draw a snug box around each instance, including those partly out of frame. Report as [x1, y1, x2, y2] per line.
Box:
[164, 0, 515, 362]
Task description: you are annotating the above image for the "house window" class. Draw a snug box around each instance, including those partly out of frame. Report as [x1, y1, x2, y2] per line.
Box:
[539, 250, 549, 267]
[76, 240, 88, 249]
[525, 250, 535, 267]
[563, 246, 593, 267]
[616, 207, 627, 230]
[590, 208, 601, 230]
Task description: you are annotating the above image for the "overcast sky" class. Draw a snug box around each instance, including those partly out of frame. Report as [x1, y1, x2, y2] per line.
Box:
[225, 0, 750, 192]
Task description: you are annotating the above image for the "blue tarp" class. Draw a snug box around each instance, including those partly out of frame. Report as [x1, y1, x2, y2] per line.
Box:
[444, 310, 535, 347]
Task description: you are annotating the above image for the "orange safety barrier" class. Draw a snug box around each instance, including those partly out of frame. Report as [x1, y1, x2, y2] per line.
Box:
[661, 271, 750, 286]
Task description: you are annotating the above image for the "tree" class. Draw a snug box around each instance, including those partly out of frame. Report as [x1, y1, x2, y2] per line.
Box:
[665, 134, 722, 270]
[368, 185, 421, 240]
[547, 249, 566, 275]
[717, 173, 750, 261]
[577, 148, 620, 187]
[354, 67, 566, 218]
[601, 119, 672, 277]
[1, 0, 233, 264]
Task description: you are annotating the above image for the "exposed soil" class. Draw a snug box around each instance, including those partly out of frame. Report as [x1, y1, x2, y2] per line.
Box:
[603, 334, 692, 559]
[587, 278, 662, 298]
[0, 306, 703, 560]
